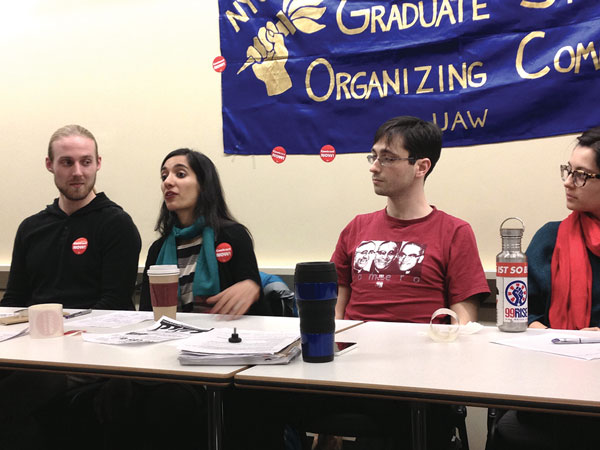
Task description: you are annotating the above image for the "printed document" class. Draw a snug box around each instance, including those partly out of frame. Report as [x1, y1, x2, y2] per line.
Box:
[82, 317, 210, 345]
[492, 333, 600, 360]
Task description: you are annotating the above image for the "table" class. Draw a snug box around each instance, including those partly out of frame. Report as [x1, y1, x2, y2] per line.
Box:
[0, 307, 360, 450]
[235, 321, 600, 449]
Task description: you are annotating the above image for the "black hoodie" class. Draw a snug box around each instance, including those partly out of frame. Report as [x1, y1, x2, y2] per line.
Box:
[2, 193, 141, 310]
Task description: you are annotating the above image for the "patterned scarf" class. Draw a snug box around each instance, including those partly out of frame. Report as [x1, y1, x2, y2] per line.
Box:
[156, 217, 220, 297]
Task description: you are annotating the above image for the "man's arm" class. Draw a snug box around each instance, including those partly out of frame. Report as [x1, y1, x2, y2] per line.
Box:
[335, 285, 350, 319]
[95, 212, 141, 310]
[445, 223, 490, 324]
[1, 225, 31, 307]
[449, 296, 480, 324]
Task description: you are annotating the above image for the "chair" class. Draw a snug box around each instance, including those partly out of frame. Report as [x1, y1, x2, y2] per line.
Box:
[485, 407, 600, 450]
[260, 271, 297, 317]
[294, 400, 470, 450]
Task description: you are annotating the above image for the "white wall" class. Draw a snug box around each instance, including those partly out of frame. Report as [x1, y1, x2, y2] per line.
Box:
[0, 0, 574, 272]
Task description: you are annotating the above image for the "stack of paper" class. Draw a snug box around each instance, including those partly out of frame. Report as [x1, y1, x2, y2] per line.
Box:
[178, 328, 301, 365]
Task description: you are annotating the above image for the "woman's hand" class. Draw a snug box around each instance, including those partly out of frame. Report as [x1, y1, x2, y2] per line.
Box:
[206, 279, 260, 318]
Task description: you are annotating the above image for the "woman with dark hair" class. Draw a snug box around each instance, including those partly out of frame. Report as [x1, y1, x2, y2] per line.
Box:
[489, 126, 600, 450]
[528, 125, 600, 330]
[102, 149, 273, 450]
[139, 148, 270, 317]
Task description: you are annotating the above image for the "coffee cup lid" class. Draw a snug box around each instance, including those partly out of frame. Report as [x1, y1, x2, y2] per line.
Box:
[148, 265, 180, 276]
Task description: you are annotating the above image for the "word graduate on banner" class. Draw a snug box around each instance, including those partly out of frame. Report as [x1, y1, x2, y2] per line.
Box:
[218, 0, 600, 155]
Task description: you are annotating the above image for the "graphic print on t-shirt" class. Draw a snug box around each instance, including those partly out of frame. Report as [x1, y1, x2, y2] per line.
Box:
[353, 240, 426, 280]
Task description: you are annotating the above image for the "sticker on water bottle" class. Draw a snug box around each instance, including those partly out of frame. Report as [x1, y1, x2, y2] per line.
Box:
[497, 263, 528, 323]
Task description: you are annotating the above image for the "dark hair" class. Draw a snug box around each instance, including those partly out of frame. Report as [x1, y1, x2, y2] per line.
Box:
[373, 116, 442, 178]
[155, 149, 241, 237]
[577, 126, 600, 170]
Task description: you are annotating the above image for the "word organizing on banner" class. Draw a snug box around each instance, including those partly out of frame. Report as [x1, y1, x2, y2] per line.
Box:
[218, 0, 600, 155]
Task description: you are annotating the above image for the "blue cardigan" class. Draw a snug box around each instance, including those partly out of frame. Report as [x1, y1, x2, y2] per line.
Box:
[527, 221, 600, 328]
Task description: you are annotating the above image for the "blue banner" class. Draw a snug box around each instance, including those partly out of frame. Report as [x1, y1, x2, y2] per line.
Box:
[218, 0, 600, 155]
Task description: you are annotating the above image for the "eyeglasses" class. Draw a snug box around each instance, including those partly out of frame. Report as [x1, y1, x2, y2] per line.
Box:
[560, 164, 600, 187]
[367, 154, 416, 166]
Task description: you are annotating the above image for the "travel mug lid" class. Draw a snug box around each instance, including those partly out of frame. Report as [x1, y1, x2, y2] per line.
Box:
[294, 261, 337, 284]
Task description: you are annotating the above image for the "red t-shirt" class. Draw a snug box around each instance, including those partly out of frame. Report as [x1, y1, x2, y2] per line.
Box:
[331, 208, 490, 322]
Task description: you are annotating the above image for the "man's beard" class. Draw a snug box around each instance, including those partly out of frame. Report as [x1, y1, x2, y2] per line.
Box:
[56, 176, 96, 202]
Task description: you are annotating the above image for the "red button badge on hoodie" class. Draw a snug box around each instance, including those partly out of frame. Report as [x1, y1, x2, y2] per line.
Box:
[72, 237, 88, 255]
[216, 243, 233, 263]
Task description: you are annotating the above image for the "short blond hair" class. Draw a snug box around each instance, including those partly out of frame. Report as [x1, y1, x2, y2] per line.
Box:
[47, 124, 98, 161]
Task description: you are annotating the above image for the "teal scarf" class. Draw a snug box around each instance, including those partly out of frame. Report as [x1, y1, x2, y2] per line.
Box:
[156, 217, 220, 297]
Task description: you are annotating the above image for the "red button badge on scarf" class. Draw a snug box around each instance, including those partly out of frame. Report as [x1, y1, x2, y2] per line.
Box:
[216, 243, 233, 263]
[72, 237, 88, 255]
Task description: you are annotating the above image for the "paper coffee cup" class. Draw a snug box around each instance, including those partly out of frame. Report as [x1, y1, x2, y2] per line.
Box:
[28, 303, 64, 339]
[147, 265, 180, 321]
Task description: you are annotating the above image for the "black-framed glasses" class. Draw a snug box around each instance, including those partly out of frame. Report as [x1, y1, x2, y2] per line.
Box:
[560, 164, 600, 187]
[367, 154, 416, 167]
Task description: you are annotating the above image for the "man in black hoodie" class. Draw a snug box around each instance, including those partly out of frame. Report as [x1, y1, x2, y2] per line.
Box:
[0, 125, 142, 450]
[1, 124, 141, 309]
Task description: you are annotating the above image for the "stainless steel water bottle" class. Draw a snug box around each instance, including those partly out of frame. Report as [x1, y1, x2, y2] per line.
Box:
[496, 217, 528, 332]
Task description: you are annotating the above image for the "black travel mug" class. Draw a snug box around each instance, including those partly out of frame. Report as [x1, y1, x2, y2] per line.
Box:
[295, 262, 337, 362]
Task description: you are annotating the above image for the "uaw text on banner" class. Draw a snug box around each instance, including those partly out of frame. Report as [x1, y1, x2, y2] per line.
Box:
[218, 0, 600, 155]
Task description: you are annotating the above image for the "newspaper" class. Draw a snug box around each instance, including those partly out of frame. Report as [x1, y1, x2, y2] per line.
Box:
[82, 317, 211, 345]
[178, 327, 301, 365]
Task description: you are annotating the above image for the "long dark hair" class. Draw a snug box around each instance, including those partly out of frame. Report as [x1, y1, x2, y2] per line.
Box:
[155, 149, 241, 237]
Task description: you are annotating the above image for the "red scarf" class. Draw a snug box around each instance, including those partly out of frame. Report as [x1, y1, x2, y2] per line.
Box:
[549, 212, 600, 329]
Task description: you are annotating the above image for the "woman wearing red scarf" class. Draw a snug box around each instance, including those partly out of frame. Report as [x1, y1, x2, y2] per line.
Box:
[489, 126, 600, 450]
[528, 126, 600, 330]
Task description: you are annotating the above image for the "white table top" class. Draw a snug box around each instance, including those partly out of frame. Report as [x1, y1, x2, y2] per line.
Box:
[0, 308, 360, 385]
[235, 321, 600, 415]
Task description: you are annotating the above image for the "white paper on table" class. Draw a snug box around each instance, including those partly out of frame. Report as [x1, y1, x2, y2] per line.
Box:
[0, 327, 29, 342]
[68, 311, 154, 328]
[82, 317, 211, 345]
[492, 333, 600, 360]
[179, 328, 300, 355]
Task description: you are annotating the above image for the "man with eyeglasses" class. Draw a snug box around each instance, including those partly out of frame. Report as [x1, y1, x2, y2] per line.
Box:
[398, 241, 425, 276]
[332, 116, 489, 325]
[327, 116, 490, 450]
[487, 126, 600, 450]
[353, 240, 376, 273]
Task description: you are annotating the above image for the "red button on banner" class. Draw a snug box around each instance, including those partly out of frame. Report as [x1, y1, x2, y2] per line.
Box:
[271, 146, 287, 164]
[216, 242, 233, 263]
[72, 237, 88, 255]
[320, 145, 336, 163]
[213, 56, 227, 73]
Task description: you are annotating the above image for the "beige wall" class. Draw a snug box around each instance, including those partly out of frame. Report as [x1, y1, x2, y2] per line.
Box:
[0, 1, 575, 273]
